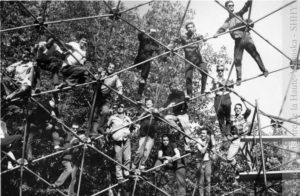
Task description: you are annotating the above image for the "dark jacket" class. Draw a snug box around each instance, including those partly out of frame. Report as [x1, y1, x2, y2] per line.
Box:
[164, 90, 187, 115]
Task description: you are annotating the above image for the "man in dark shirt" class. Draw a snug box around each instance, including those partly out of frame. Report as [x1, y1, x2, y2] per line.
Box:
[169, 22, 208, 96]
[160, 82, 191, 151]
[133, 98, 158, 170]
[154, 134, 186, 196]
[214, 0, 268, 86]
[135, 29, 160, 100]
[26, 98, 62, 161]
[211, 65, 233, 137]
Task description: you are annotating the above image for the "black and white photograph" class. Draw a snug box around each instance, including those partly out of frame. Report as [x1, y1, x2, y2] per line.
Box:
[1, 0, 300, 195]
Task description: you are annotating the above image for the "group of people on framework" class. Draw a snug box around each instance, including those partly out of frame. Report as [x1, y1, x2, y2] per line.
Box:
[1, 0, 296, 196]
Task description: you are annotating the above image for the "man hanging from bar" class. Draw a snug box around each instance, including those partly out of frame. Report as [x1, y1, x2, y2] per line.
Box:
[55, 36, 88, 89]
[33, 36, 66, 91]
[91, 62, 123, 138]
[227, 100, 252, 186]
[135, 29, 160, 101]
[159, 81, 192, 152]
[106, 103, 139, 183]
[153, 134, 186, 196]
[211, 64, 234, 138]
[2, 49, 35, 101]
[52, 122, 87, 196]
[214, 0, 269, 86]
[168, 21, 208, 97]
[132, 98, 158, 171]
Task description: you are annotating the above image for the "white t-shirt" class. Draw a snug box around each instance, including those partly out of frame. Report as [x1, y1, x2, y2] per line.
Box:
[62, 42, 86, 67]
[6, 61, 34, 86]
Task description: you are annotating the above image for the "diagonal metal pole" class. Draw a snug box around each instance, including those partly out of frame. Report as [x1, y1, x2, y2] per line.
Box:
[119, 0, 154, 14]
[17, 2, 97, 81]
[231, 90, 300, 126]
[278, 44, 300, 116]
[252, 0, 296, 24]
[1, 143, 84, 175]
[19, 100, 29, 196]
[256, 100, 267, 189]
[87, 144, 130, 171]
[76, 144, 87, 196]
[118, 17, 216, 80]
[30, 98, 87, 143]
[144, 153, 191, 173]
[24, 167, 67, 196]
[214, 0, 293, 62]
[90, 179, 129, 196]
[139, 176, 171, 196]
[0, 13, 114, 33]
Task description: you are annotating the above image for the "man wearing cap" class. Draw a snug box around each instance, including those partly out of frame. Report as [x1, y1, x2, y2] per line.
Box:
[135, 29, 160, 101]
[33, 37, 65, 89]
[169, 21, 208, 97]
[55, 36, 88, 89]
[106, 103, 138, 183]
[214, 0, 268, 86]
[211, 64, 233, 137]
[90, 62, 123, 138]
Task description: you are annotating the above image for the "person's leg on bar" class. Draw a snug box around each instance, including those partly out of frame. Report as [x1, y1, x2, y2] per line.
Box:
[185, 63, 194, 97]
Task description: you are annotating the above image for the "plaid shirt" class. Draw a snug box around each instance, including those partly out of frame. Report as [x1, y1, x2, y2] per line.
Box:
[231, 108, 251, 135]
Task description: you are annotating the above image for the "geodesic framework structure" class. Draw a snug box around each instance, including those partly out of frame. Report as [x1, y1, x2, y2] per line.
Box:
[1, 0, 300, 196]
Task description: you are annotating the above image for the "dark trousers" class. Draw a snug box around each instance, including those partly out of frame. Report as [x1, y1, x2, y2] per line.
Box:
[35, 58, 61, 87]
[214, 94, 231, 136]
[135, 55, 151, 96]
[26, 122, 62, 160]
[196, 160, 212, 196]
[61, 65, 88, 85]
[91, 94, 112, 136]
[234, 34, 267, 81]
[185, 58, 208, 95]
[154, 160, 186, 196]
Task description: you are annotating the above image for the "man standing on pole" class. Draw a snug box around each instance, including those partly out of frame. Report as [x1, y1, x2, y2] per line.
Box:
[214, 0, 269, 86]
[169, 21, 208, 97]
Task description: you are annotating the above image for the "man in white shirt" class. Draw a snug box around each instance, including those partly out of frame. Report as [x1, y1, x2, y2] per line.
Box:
[2, 51, 35, 100]
[56, 37, 88, 89]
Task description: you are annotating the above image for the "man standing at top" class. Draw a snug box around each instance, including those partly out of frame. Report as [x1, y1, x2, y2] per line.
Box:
[135, 29, 160, 101]
[55, 36, 88, 89]
[214, 0, 268, 86]
[169, 21, 208, 97]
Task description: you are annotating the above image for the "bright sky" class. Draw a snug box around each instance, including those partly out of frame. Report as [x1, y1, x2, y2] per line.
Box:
[122, 0, 300, 134]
